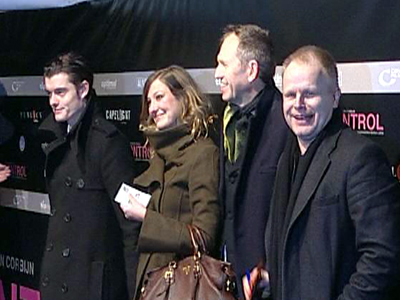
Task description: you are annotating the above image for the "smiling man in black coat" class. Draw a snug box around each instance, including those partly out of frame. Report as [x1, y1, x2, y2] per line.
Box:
[244, 46, 400, 300]
[39, 52, 138, 300]
[215, 24, 288, 299]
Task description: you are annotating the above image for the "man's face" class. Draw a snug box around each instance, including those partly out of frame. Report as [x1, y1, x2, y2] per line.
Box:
[282, 60, 339, 152]
[45, 72, 88, 123]
[215, 34, 250, 106]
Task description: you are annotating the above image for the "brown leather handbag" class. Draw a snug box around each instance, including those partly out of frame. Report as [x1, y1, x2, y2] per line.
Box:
[139, 225, 238, 300]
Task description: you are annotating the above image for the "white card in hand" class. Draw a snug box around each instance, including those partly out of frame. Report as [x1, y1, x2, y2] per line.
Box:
[114, 183, 151, 207]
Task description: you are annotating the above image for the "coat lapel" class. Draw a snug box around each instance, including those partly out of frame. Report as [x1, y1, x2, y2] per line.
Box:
[288, 127, 342, 229]
[223, 86, 276, 205]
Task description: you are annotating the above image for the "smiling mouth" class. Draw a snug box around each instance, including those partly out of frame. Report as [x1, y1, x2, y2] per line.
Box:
[53, 108, 63, 114]
[153, 110, 166, 121]
[293, 114, 313, 122]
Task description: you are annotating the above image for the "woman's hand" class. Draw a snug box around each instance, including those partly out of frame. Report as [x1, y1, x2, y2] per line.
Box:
[242, 267, 270, 300]
[119, 194, 147, 222]
[0, 163, 10, 183]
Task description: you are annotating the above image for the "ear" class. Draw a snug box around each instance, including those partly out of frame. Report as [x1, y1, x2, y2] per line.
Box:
[78, 80, 90, 100]
[333, 88, 341, 108]
[247, 59, 260, 83]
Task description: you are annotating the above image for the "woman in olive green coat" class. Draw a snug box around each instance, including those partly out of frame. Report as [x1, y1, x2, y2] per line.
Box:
[119, 65, 220, 299]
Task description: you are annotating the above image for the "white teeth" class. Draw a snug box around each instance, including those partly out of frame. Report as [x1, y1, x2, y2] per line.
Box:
[154, 110, 165, 119]
[215, 79, 228, 87]
[294, 114, 311, 120]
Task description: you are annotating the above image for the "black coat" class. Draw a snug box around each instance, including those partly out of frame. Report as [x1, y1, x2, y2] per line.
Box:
[219, 84, 288, 285]
[266, 123, 400, 300]
[38, 98, 138, 300]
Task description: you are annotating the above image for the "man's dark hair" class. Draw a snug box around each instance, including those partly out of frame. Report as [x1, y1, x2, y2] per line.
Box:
[220, 24, 276, 83]
[44, 52, 94, 91]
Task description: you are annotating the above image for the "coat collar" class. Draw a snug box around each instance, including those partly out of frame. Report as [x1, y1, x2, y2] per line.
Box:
[146, 124, 193, 162]
[39, 93, 98, 174]
[239, 83, 280, 162]
[134, 124, 194, 190]
[220, 83, 280, 164]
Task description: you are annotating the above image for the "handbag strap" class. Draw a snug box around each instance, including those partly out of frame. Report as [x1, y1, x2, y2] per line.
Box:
[188, 225, 208, 255]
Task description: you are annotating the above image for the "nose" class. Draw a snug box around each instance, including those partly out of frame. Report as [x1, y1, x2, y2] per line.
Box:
[215, 63, 223, 79]
[148, 99, 157, 117]
[294, 93, 306, 109]
[49, 92, 57, 107]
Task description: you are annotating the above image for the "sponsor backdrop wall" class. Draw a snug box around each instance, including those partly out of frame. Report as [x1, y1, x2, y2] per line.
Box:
[0, 1, 399, 299]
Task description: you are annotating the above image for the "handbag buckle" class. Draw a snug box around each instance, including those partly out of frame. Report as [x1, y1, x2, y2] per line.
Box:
[226, 278, 236, 292]
[164, 261, 177, 284]
[193, 251, 202, 279]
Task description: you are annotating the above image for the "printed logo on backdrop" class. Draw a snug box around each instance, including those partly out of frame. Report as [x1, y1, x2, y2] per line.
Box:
[378, 67, 400, 87]
[0, 252, 40, 300]
[342, 109, 385, 136]
[105, 109, 131, 123]
[19, 110, 44, 123]
[0, 253, 35, 277]
[39, 81, 45, 90]
[11, 81, 25, 93]
[101, 79, 118, 91]
[137, 77, 147, 89]
[130, 142, 150, 161]
[7, 162, 28, 180]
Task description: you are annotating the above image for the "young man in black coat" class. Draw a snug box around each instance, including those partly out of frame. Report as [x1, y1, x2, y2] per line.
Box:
[215, 24, 288, 299]
[39, 52, 138, 300]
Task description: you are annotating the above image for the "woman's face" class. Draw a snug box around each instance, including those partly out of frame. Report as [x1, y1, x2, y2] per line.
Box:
[147, 79, 183, 130]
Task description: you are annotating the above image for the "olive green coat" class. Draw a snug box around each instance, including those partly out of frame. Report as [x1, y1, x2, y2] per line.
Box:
[133, 125, 220, 298]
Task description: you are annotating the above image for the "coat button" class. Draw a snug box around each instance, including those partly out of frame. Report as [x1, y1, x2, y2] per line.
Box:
[76, 178, 85, 189]
[42, 276, 49, 287]
[46, 243, 54, 252]
[228, 171, 238, 184]
[61, 283, 68, 293]
[50, 208, 57, 216]
[62, 248, 70, 257]
[63, 213, 72, 223]
[65, 177, 72, 187]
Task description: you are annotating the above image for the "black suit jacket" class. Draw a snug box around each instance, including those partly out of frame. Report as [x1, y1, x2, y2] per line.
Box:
[266, 122, 400, 300]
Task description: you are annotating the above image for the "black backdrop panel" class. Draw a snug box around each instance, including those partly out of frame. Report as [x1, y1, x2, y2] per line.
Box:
[1, 0, 400, 76]
[0, 97, 50, 193]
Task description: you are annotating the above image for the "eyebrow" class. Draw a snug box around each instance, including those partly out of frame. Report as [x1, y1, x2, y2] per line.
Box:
[46, 87, 68, 94]
[217, 57, 227, 65]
